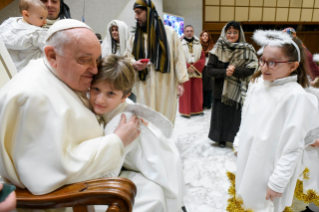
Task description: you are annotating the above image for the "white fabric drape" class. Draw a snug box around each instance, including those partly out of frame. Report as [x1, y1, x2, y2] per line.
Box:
[101, 20, 130, 57]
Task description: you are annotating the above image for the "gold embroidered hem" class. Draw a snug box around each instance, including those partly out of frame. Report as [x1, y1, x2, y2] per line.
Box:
[226, 172, 294, 212]
[187, 65, 202, 78]
[294, 168, 319, 207]
[179, 110, 204, 117]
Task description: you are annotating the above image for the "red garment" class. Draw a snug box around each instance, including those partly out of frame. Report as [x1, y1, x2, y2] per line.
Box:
[305, 48, 319, 80]
[179, 51, 205, 116]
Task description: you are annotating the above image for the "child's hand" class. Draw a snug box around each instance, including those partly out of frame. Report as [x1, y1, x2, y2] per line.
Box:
[310, 139, 319, 147]
[140, 118, 148, 126]
[265, 187, 282, 201]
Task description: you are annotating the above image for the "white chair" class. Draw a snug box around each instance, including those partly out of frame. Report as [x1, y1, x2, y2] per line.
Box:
[0, 39, 18, 89]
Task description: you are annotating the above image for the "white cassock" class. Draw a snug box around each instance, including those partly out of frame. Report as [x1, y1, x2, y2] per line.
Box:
[125, 25, 188, 125]
[0, 17, 48, 72]
[234, 76, 319, 212]
[100, 99, 186, 212]
[0, 57, 125, 195]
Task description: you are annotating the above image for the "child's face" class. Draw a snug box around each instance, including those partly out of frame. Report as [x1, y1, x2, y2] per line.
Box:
[90, 81, 128, 115]
[25, 7, 48, 27]
[111, 26, 119, 42]
[260, 46, 298, 82]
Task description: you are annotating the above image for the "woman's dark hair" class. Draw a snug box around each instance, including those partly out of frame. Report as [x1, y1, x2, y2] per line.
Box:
[251, 37, 310, 88]
[225, 21, 241, 31]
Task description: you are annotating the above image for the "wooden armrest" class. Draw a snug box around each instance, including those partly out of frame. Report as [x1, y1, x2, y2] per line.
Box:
[16, 177, 136, 212]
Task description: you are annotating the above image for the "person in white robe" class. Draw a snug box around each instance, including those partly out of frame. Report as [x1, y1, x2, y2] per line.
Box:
[125, 0, 188, 125]
[0, 19, 141, 197]
[0, 0, 48, 72]
[231, 30, 319, 212]
[89, 54, 186, 212]
[101, 20, 130, 57]
[102, 100, 186, 212]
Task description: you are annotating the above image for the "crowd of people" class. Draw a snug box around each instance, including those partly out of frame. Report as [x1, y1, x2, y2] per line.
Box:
[0, 0, 319, 211]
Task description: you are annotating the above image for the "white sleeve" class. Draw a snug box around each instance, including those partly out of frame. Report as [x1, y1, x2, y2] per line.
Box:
[268, 93, 319, 193]
[0, 91, 124, 195]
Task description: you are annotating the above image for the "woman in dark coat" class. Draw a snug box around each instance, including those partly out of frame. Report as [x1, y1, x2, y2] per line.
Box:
[200, 30, 214, 109]
[206, 21, 258, 147]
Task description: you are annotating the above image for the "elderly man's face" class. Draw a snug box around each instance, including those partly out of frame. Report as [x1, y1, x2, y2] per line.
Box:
[40, 0, 60, 20]
[184, 27, 194, 39]
[54, 29, 101, 92]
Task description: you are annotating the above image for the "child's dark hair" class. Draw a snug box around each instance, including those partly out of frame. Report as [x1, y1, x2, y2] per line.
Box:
[251, 37, 309, 88]
[92, 55, 135, 97]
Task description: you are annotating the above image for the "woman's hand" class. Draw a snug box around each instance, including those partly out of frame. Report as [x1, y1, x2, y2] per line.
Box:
[226, 65, 235, 76]
[311, 139, 319, 147]
[265, 187, 282, 201]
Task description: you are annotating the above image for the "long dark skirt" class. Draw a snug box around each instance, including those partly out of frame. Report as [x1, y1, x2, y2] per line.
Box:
[208, 98, 241, 143]
[203, 91, 212, 109]
[202, 66, 213, 109]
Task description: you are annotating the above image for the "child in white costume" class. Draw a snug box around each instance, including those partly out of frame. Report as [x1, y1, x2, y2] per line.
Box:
[233, 30, 319, 212]
[89, 55, 186, 212]
[0, 0, 48, 72]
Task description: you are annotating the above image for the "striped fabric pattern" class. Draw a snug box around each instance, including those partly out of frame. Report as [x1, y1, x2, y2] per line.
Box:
[133, 0, 170, 81]
[209, 23, 258, 107]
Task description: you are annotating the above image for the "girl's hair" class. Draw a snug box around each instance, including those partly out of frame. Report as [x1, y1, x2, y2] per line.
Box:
[251, 37, 309, 88]
[199, 30, 214, 55]
[92, 55, 135, 97]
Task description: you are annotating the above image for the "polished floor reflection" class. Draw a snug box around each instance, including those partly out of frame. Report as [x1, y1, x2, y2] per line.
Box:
[170, 109, 236, 212]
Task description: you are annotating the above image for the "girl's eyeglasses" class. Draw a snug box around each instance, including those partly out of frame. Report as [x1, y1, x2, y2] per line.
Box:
[259, 57, 292, 69]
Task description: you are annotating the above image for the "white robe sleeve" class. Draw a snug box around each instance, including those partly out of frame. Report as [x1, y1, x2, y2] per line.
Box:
[0, 91, 124, 195]
[268, 93, 319, 193]
[171, 28, 188, 84]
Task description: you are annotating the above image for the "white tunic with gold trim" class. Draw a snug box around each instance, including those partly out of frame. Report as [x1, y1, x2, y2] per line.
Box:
[234, 76, 319, 212]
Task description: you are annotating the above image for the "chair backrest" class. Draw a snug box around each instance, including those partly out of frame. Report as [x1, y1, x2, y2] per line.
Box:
[0, 39, 18, 89]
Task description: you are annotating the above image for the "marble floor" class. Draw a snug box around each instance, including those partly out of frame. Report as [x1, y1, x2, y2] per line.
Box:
[169, 108, 237, 212]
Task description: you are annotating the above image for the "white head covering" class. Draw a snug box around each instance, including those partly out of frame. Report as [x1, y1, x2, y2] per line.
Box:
[46, 19, 92, 41]
[253, 30, 300, 62]
[101, 20, 130, 58]
[313, 54, 319, 62]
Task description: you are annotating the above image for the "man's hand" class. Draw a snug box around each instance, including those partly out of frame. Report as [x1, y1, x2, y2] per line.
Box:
[114, 114, 141, 147]
[226, 65, 235, 76]
[188, 66, 195, 73]
[265, 187, 282, 201]
[311, 139, 319, 147]
[133, 60, 148, 71]
[0, 184, 16, 212]
[177, 83, 184, 97]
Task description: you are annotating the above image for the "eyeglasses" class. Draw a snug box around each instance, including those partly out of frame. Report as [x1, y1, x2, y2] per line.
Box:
[226, 31, 238, 35]
[258, 57, 292, 69]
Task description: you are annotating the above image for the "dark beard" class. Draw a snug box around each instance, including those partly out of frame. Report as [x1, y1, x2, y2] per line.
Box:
[137, 20, 147, 33]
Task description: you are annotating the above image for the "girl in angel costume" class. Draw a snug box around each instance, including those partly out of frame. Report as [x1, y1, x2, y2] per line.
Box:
[88, 55, 186, 212]
[232, 30, 319, 212]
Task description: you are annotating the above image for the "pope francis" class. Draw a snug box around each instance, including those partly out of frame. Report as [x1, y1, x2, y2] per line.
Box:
[0, 19, 143, 203]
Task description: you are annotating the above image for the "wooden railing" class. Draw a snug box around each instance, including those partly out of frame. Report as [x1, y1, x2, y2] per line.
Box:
[0, 0, 14, 11]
